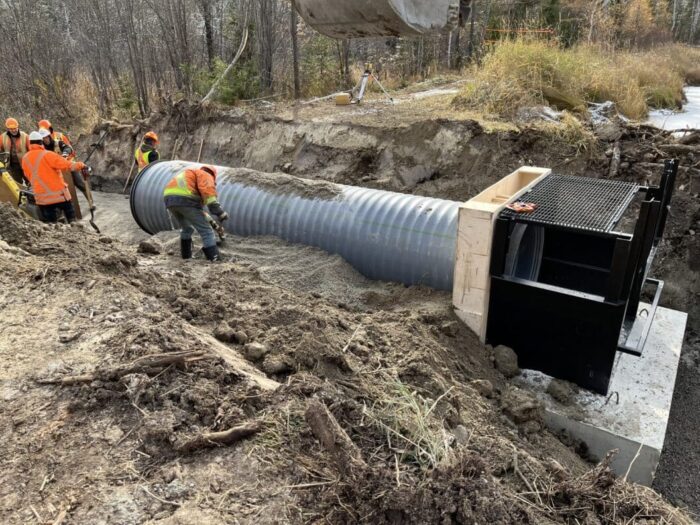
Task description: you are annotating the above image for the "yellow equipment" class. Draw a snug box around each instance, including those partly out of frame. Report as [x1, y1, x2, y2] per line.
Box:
[335, 93, 352, 106]
[0, 153, 20, 206]
[0, 152, 39, 219]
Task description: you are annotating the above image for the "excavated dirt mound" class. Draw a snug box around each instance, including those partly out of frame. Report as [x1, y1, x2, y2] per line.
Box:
[0, 203, 692, 524]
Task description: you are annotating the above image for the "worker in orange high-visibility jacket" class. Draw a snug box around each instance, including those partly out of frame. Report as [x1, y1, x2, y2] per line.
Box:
[134, 131, 160, 173]
[163, 165, 229, 261]
[22, 131, 88, 223]
[37, 119, 92, 199]
[1, 118, 31, 184]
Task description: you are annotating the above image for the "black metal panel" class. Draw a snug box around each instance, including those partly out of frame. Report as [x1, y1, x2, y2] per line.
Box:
[625, 200, 662, 321]
[500, 175, 639, 233]
[537, 229, 617, 296]
[487, 163, 678, 394]
[653, 159, 679, 246]
[487, 276, 624, 395]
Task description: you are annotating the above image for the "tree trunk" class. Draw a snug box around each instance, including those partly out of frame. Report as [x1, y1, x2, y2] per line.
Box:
[290, 0, 300, 99]
[467, 0, 476, 62]
[199, 0, 216, 71]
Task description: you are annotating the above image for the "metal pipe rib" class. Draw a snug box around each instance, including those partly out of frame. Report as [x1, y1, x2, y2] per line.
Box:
[130, 161, 460, 291]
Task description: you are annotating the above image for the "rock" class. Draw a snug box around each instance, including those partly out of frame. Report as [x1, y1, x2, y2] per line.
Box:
[262, 355, 293, 375]
[545, 458, 569, 481]
[138, 238, 162, 255]
[440, 321, 459, 337]
[470, 379, 495, 398]
[453, 424, 470, 446]
[501, 387, 544, 426]
[594, 122, 622, 142]
[98, 236, 113, 244]
[494, 345, 520, 378]
[59, 331, 81, 344]
[520, 420, 542, 435]
[547, 379, 577, 405]
[243, 342, 269, 362]
[213, 322, 236, 343]
[233, 331, 248, 345]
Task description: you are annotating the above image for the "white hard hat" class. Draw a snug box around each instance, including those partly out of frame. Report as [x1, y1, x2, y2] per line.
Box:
[29, 131, 43, 141]
[38, 128, 51, 138]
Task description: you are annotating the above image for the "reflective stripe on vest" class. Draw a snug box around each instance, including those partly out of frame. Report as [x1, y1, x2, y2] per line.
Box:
[135, 147, 151, 172]
[25, 151, 71, 205]
[163, 170, 195, 198]
[2, 133, 28, 159]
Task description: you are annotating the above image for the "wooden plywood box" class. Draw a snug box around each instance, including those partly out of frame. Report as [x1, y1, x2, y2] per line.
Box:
[453, 167, 551, 341]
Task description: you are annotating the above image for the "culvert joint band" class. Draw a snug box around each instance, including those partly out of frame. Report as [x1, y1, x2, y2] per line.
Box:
[131, 161, 460, 290]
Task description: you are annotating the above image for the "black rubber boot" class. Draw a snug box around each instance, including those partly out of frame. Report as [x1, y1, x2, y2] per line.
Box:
[202, 245, 220, 262]
[180, 239, 193, 259]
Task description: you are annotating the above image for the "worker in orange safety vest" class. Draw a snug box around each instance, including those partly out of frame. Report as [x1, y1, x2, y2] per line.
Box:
[1, 118, 31, 184]
[163, 165, 229, 261]
[37, 118, 91, 198]
[134, 131, 160, 172]
[22, 130, 89, 223]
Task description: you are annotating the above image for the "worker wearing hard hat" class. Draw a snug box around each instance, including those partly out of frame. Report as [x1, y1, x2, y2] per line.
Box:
[22, 131, 89, 223]
[37, 120, 90, 197]
[38, 119, 74, 158]
[135, 131, 160, 172]
[163, 164, 229, 261]
[1, 118, 31, 184]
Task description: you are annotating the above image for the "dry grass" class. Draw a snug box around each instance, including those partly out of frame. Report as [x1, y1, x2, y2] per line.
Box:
[362, 379, 456, 471]
[532, 111, 598, 153]
[455, 40, 700, 120]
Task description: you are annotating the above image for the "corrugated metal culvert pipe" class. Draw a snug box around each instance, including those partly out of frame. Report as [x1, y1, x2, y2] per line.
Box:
[130, 161, 460, 291]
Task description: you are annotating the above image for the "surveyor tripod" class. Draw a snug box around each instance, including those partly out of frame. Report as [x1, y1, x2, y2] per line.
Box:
[352, 64, 394, 104]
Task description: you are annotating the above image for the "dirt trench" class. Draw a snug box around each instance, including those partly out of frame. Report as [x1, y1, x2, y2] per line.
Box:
[0, 103, 696, 523]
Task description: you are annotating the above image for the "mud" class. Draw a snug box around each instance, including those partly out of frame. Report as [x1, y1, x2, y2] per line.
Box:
[1, 199, 692, 524]
[218, 167, 343, 201]
[1, 98, 697, 522]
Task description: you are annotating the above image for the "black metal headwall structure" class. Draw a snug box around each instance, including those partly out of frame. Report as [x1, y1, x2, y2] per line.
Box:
[486, 160, 678, 394]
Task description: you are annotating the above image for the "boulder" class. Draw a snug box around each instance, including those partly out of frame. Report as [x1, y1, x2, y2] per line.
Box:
[494, 345, 520, 378]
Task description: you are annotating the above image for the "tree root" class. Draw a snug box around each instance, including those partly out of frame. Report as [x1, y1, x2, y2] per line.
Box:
[36, 351, 211, 386]
[305, 399, 367, 477]
[176, 421, 261, 454]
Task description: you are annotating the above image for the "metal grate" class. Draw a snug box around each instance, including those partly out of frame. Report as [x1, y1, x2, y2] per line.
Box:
[500, 174, 639, 233]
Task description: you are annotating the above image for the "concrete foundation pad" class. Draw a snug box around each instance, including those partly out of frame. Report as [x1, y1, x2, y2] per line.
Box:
[516, 305, 687, 486]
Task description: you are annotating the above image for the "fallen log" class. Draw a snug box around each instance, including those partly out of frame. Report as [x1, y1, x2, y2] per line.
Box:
[633, 163, 700, 175]
[658, 144, 700, 155]
[305, 399, 367, 477]
[176, 421, 261, 454]
[608, 141, 621, 178]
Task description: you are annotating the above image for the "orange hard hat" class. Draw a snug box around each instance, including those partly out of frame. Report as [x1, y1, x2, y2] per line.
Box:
[5, 118, 18, 130]
[38, 119, 52, 130]
[201, 165, 217, 178]
[143, 131, 159, 144]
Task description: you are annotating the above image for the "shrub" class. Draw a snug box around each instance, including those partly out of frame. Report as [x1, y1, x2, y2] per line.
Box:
[455, 39, 694, 119]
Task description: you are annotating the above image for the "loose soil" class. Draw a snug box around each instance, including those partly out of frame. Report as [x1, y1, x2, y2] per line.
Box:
[0, 96, 697, 523]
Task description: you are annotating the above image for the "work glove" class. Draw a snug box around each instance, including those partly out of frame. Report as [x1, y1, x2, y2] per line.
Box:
[81, 166, 93, 178]
[218, 211, 229, 222]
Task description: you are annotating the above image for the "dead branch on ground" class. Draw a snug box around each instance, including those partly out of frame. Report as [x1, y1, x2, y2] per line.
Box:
[36, 351, 210, 386]
[176, 421, 262, 454]
[305, 399, 367, 477]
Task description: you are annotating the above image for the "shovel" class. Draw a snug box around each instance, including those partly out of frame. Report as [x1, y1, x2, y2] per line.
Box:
[82, 168, 100, 233]
[79, 131, 109, 234]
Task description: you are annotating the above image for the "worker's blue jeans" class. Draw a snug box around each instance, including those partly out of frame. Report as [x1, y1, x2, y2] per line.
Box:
[167, 206, 217, 249]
